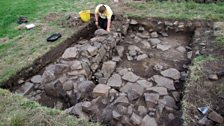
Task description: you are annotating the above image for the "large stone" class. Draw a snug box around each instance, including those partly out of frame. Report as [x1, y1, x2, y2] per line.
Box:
[141, 40, 151, 49]
[71, 103, 89, 120]
[93, 84, 111, 96]
[176, 46, 186, 53]
[131, 113, 142, 125]
[86, 45, 98, 56]
[107, 74, 122, 88]
[150, 38, 161, 46]
[62, 47, 78, 59]
[161, 68, 181, 80]
[137, 80, 153, 88]
[146, 87, 168, 95]
[208, 111, 224, 124]
[122, 72, 139, 82]
[162, 95, 178, 109]
[118, 68, 129, 76]
[31, 75, 42, 84]
[113, 96, 129, 106]
[62, 80, 74, 91]
[127, 89, 140, 101]
[157, 44, 171, 51]
[94, 29, 108, 36]
[71, 60, 82, 70]
[137, 54, 148, 61]
[77, 81, 95, 93]
[82, 101, 92, 112]
[153, 75, 175, 90]
[102, 61, 116, 78]
[144, 93, 160, 107]
[120, 82, 144, 96]
[116, 46, 125, 57]
[151, 32, 159, 38]
[130, 19, 138, 25]
[44, 80, 66, 97]
[141, 115, 157, 126]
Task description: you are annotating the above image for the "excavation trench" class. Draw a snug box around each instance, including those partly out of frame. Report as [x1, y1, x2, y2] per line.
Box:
[3, 18, 212, 126]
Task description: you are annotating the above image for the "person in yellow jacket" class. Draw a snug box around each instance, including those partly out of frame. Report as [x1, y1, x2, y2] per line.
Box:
[95, 4, 114, 32]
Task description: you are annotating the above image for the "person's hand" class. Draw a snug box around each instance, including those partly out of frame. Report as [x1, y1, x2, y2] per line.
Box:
[95, 21, 98, 26]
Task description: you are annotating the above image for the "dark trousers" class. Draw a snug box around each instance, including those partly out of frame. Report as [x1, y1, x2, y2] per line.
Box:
[98, 15, 114, 30]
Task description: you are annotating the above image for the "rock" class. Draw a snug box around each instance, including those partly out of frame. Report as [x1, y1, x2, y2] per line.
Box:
[62, 47, 78, 59]
[116, 46, 125, 57]
[161, 68, 181, 80]
[86, 45, 98, 56]
[114, 96, 129, 106]
[144, 93, 160, 107]
[208, 74, 219, 81]
[71, 103, 89, 120]
[137, 54, 148, 61]
[118, 68, 129, 76]
[63, 80, 74, 91]
[160, 32, 168, 37]
[131, 113, 142, 125]
[117, 104, 128, 115]
[71, 60, 82, 70]
[127, 55, 133, 61]
[130, 19, 138, 25]
[149, 38, 161, 46]
[187, 51, 193, 59]
[112, 110, 122, 120]
[157, 44, 171, 51]
[206, 119, 215, 126]
[112, 56, 121, 62]
[17, 24, 26, 30]
[120, 82, 144, 96]
[122, 72, 139, 82]
[168, 113, 175, 120]
[208, 111, 224, 124]
[198, 116, 208, 125]
[102, 61, 116, 78]
[176, 46, 186, 53]
[141, 115, 157, 126]
[82, 101, 92, 112]
[93, 84, 111, 97]
[153, 75, 175, 90]
[172, 91, 181, 102]
[44, 80, 66, 97]
[107, 74, 122, 88]
[141, 40, 151, 49]
[138, 105, 147, 116]
[162, 96, 178, 109]
[16, 82, 34, 95]
[30, 75, 42, 84]
[146, 87, 168, 95]
[153, 64, 164, 72]
[94, 29, 108, 36]
[138, 26, 145, 32]
[127, 89, 140, 101]
[128, 45, 141, 52]
[54, 101, 63, 109]
[78, 81, 95, 93]
[151, 32, 159, 38]
[137, 80, 153, 88]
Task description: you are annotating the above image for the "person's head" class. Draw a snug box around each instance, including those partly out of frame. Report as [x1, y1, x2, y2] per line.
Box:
[99, 5, 106, 14]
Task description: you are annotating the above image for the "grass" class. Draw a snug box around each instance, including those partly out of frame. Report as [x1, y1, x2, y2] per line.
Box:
[0, 88, 101, 126]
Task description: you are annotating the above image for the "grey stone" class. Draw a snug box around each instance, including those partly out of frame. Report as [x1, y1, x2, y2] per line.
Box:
[144, 93, 160, 107]
[86, 45, 98, 56]
[141, 40, 151, 49]
[62, 47, 78, 59]
[118, 68, 129, 76]
[94, 29, 108, 36]
[137, 33, 150, 39]
[71, 102, 89, 120]
[176, 46, 186, 53]
[161, 68, 181, 80]
[31, 75, 42, 84]
[138, 26, 145, 32]
[162, 95, 178, 109]
[82, 101, 92, 112]
[208, 74, 219, 81]
[127, 89, 140, 101]
[114, 96, 129, 106]
[102, 61, 116, 78]
[198, 116, 208, 125]
[112, 56, 121, 62]
[117, 104, 128, 115]
[16, 82, 34, 95]
[127, 105, 134, 115]
[141, 115, 157, 126]
[71, 60, 82, 70]
[107, 74, 122, 88]
[137, 80, 153, 88]
[127, 55, 134, 61]
[78, 81, 95, 93]
[130, 19, 138, 25]
[112, 110, 122, 120]
[172, 91, 181, 102]
[138, 105, 147, 116]
[153, 75, 175, 90]
[187, 51, 193, 59]
[137, 54, 148, 61]
[116, 46, 125, 57]
[153, 64, 164, 72]
[157, 44, 171, 51]
[208, 111, 224, 124]
[63, 80, 74, 91]
[128, 45, 141, 52]
[160, 32, 168, 37]
[122, 72, 139, 82]
[120, 82, 144, 96]
[151, 32, 159, 38]
[168, 113, 175, 120]
[93, 84, 111, 97]
[131, 113, 142, 125]
[146, 87, 168, 95]
[54, 101, 63, 109]
[150, 38, 161, 46]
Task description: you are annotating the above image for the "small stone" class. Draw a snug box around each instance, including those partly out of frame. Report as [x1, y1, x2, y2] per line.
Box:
[31, 75, 42, 84]
[168, 113, 175, 120]
[130, 19, 138, 25]
[153, 64, 164, 72]
[176, 46, 186, 53]
[131, 113, 142, 125]
[146, 87, 168, 95]
[17, 24, 26, 30]
[162, 96, 178, 109]
[157, 44, 171, 51]
[141, 40, 151, 49]
[54, 101, 63, 109]
[137, 80, 153, 88]
[160, 32, 168, 37]
[118, 68, 129, 76]
[172, 91, 181, 102]
[122, 72, 139, 82]
[71, 60, 82, 70]
[107, 74, 122, 88]
[151, 32, 159, 38]
[112, 111, 122, 120]
[139, 26, 145, 32]
[141, 115, 157, 126]
[138, 105, 147, 116]
[144, 93, 160, 107]
[198, 116, 208, 125]
[114, 96, 129, 106]
[116, 46, 125, 57]
[112, 56, 121, 62]
[63, 80, 74, 91]
[117, 104, 128, 115]
[93, 84, 111, 97]
[120, 82, 144, 96]
[94, 29, 108, 36]
[127, 55, 133, 61]
[208, 111, 224, 124]
[161, 68, 181, 80]
[187, 51, 193, 59]
[127, 105, 134, 115]
[137, 54, 148, 61]
[86, 45, 98, 56]
[127, 89, 140, 101]
[102, 61, 116, 78]
[82, 101, 92, 112]
[71, 103, 89, 120]
[62, 47, 78, 59]
[208, 74, 219, 81]
[16, 82, 34, 95]
[149, 38, 161, 46]
[153, 75, 175, 90]
[78, 81, 95, 93]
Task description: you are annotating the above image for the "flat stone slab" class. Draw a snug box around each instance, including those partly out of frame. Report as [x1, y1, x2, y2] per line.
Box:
[157, 44, 171, 51]
[122, 72, 139, 82]
[62, 47, 78, 59]
[31, 75, 42, 84]
[141, 115, 157, 126]
[102, 61, 116, 78]
[137, 80, 153, 88]
[93, 84, 111, 97]
[161, 68, 181, 80]
[107, 74, 122, 88]
[153, 75, 175, 90]
[16, 82, 34, 95]
[150, 38, 161, 46]
[120, 82, 144, 96]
